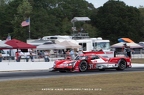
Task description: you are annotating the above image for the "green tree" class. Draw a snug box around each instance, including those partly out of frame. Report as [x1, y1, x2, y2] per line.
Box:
[0, 0, 97, 41]
[17, 0, 32, 18]
[92, 0, 144, 44]
[138, 6, 144, 41]
[10, 0, 33, 40]
[0, 0, 13, 39]
[28, 0, 95, 39]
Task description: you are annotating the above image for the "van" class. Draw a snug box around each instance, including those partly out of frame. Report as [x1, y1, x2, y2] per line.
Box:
[1, 49, 15, 60]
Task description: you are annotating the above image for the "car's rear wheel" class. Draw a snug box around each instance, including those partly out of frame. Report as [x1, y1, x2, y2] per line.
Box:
[116, 59, 127, 71]
[79, 61, 88, 72]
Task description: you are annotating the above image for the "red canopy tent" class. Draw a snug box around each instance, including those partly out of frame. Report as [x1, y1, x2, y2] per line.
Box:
[5, 39, 36, 49]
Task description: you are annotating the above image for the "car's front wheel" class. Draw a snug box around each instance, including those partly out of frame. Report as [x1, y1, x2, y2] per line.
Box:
[79, 61, 88, 72]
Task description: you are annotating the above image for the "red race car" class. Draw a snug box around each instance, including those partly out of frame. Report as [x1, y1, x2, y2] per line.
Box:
[53, 52, 131, 72]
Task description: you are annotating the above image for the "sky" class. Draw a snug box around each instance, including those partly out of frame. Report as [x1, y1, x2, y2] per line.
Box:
[86, 0, 144, 8]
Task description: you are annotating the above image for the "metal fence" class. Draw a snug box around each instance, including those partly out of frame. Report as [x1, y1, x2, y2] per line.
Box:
[116, 51, 144, 59]
[1, 51, 144, 62]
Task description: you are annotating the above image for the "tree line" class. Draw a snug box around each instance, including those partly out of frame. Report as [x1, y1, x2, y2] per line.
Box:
[0, 0, 144, 44]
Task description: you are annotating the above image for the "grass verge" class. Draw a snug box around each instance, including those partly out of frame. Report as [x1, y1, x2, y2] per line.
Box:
[131, 58, 144, 63]
[0, 72, 144, 95]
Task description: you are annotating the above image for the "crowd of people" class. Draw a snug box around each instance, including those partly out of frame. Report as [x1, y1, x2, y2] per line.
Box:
[0, 49, 84, 62]
[15, 50, 35, 62]
[0, 44, 133, 62]
[15, 50, 51, 62]
[64, 49, 83, 60]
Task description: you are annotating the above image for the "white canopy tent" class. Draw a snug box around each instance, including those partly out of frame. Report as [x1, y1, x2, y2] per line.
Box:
[57, 41, 81, 49]
[0, 41, 12, 48]
[37, 44, 66, 50]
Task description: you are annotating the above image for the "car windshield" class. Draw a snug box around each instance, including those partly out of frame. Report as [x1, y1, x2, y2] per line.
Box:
[75, 56, 87, 60]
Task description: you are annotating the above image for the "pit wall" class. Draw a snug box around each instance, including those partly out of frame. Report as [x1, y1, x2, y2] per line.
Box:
[0, 62, 54, 71]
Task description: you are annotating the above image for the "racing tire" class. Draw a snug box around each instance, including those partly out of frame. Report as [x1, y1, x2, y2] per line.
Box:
[79, 61, 88, 72]
[59, 70, 66, 73]
[99, 69, 105, 71]
[116, 59, 127, 71]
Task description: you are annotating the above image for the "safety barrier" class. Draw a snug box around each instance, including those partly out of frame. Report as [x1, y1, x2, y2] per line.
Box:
[0, 61, 54, 71]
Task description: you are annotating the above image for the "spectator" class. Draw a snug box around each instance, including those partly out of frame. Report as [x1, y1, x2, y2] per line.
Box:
[70, 49, 75, 60]
[37, 50, 41, 58]
[126, 46, 132, 58]
[0, 51, 2, 62]
[77, 50, 83, 56]
[62, 50, 66, 58]
[19, 50, 24, 62]
[25, 52, 30, 62]
[29, 51, 34, 62]
[122, 43, 132, 58]
[15, 51, 20, 62]
[44, 50, 50, 62]
[66, 50, 70, 59]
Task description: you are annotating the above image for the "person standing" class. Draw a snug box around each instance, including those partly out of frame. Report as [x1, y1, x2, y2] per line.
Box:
[15, 51, 20, 62]
[70, 49, 75, 60]
[122, 43, 132, 58]
[126, 46, 132, 58]
[0, 51, 2, 62]
[25, 52, 30, 62]
[66, 50, 70, 59]
[29, 51, 34, 62]
[44, 50, 50, 62]
[77, 50, 83, 56]
[18, 50, 24, 62]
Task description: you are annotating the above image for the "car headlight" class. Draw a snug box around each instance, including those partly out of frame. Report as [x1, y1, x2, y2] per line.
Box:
[68, 61, 76, 66]
[68, 63, 73, 66]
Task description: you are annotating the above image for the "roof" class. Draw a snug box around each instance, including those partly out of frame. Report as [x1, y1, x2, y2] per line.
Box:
[118, 38, 134, 43]
[5, 39, 36, 49]
[37, 44, 66, 50]
[111, 42, 143, 48]
[0, 41, 12, 49]
[71, 17, 91, 22]
[139, 43, 144, 48]
[28, 40, 53, 45]
[57, 41, 81, 49]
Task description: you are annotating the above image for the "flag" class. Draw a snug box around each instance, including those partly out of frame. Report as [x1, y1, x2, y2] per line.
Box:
[6, 34, 11, 41]
[21, 18, 30, 27]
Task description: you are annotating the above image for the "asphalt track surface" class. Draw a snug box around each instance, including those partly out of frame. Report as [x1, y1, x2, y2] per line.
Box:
[0, 67, 144, 81]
